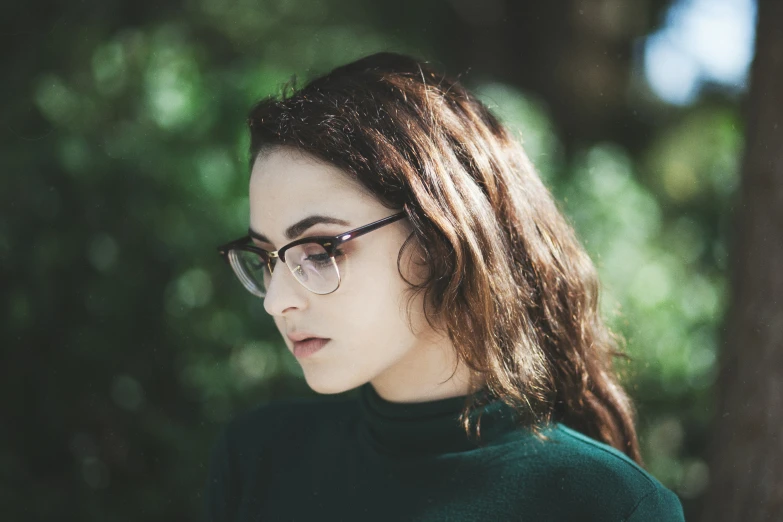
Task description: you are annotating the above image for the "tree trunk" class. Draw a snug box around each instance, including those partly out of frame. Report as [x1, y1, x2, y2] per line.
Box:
[700, 2, 783, 520]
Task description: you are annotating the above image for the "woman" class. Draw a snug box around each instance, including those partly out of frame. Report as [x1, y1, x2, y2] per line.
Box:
[207, 52, 685, 521]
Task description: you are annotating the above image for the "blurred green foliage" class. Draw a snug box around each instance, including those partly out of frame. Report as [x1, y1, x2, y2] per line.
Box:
[2, 2, 739, 520]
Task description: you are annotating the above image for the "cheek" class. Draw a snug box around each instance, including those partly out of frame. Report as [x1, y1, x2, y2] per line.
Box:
[350, 242, 408, 296]
[336, 250, 411, 325]
[273, 316, 288, 341]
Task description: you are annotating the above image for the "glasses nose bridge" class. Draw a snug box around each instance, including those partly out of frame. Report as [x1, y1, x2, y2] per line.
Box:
[264, 250, 303, 298]
[267, 249, 281, 272]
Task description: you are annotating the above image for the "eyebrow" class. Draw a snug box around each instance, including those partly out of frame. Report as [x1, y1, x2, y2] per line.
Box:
[248, 215, 352, 244]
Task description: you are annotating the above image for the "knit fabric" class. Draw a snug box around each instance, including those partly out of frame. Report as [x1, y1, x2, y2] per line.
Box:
[205, 382, 685, 521]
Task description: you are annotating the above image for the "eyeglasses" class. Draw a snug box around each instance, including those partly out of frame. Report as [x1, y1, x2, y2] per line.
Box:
[217, 212, 407, 298]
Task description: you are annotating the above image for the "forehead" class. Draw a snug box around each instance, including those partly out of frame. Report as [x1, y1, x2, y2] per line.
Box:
[249, 148, 363, 201]
[248, 148, 377, 237]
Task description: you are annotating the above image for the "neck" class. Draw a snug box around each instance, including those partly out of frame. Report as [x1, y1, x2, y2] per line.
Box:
[369, 344, 479, 403]
[357, 380, 522, 457]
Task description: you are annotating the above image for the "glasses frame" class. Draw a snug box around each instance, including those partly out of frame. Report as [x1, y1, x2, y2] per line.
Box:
[217, 211, 407, 296]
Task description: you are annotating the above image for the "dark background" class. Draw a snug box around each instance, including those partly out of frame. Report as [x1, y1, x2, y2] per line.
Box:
[2, 0, 770, 521]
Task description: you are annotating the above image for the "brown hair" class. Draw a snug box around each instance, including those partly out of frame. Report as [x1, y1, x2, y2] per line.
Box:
[246, 52, 643, 465]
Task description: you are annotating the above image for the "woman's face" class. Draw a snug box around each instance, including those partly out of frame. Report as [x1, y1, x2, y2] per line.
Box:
[248, 147, 471, 400]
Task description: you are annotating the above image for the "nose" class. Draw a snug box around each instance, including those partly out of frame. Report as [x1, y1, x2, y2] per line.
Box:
[262, 261, 309, 316]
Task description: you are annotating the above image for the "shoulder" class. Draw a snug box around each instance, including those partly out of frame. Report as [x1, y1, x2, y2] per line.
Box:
[544, 424, 662, 490]
[500, 423, 685, 521]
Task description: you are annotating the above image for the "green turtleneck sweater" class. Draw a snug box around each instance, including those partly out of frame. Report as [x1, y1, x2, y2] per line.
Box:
[204, 383, 684, 521]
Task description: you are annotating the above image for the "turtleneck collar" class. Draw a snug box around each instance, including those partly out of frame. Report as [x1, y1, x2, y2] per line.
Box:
[357, 382, 524, 457]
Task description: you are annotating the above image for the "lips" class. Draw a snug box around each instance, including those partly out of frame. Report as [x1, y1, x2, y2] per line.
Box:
[287, 331, 327, 343]
[291, 337, 330, 358]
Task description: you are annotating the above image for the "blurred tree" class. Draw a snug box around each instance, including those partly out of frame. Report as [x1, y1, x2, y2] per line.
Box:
[368, 0, 674, 156]
[700, 1, 783, 520]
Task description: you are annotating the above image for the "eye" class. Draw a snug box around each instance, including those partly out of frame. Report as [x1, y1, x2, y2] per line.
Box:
[248, 254, 266, 270]
[299, 244, 344, 264]
[246, 245, 274, 265]
[306, 252, 331, 265]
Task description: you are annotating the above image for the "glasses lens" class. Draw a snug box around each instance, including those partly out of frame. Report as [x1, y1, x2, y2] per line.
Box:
[227, 243, 340, 297]
[284, 243, 340, 295]
[228, 249, 270, 298]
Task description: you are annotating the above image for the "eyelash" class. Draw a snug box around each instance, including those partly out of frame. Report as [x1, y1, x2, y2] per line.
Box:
[261, 248, 346, 267]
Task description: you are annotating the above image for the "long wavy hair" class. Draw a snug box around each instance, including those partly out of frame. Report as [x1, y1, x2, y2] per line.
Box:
[246, 52, 643, 465]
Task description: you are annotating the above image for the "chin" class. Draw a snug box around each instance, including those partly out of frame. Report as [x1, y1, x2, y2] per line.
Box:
[302, 371, 367, 395]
